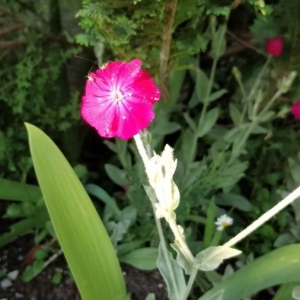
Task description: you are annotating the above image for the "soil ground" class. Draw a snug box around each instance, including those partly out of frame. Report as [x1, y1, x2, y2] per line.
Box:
[0, 235, 167, 300]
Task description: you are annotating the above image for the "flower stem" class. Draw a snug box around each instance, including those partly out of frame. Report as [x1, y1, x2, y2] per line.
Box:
[152, 203, 181, 299]
[210, 230, 223, 247]
[229, 89, 282, 163]
[223, 185, 300, 248]
[183, 267, 198, 300]
[134, 134, 150, 165]
[134, 134, 181, 299]
[197, 42, 220, 132]
[247, 56, 272, 103]
[164, 213, 195, 264]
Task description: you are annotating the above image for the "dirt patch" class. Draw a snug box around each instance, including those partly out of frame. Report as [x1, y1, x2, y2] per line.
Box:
[0, 235, 167, 300]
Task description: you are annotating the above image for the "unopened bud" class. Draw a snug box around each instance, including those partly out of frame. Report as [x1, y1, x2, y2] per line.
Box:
[277, 71, 297, 93]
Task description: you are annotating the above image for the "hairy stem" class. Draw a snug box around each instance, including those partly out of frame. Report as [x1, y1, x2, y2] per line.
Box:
[224, 185, 300, 248]
[183, 267, 198, 300]
[153, 204, 181, 299]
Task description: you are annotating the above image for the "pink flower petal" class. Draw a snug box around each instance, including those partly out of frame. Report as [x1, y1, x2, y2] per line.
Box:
[127, 77, 161, 104]
[81, 59, 160, 140]
[116, 101, 155, 139]
[84, 75, 110, 97]
[81, 96, 117, 138]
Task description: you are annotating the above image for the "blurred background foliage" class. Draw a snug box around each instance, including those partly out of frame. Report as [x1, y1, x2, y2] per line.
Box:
[1, 0, 300, 298]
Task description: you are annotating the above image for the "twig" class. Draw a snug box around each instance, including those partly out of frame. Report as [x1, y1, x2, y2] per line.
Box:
[0, 40, 26, 49]
[226, 30, 267, 56]
[230, 0, 242, 9]
[221, 43, 248, 58]
[0, 23, 24, 37]
[43, 249, 63, 269]
[159, 0, 179, 99]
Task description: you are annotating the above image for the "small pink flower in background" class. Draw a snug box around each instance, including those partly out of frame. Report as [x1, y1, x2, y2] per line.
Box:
[81, 59, 161, 140]
[266, 35, 284, 57]
[291, 100, 300, 120]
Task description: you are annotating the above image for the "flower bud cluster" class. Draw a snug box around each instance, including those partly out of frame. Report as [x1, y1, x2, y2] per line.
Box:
[277, 71, 297, 94]
[146, 145, 180, 220]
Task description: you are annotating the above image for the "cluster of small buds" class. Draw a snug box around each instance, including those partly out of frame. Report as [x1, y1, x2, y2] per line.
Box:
[277, 71, 297, 94]
[146, 145, 180, 220]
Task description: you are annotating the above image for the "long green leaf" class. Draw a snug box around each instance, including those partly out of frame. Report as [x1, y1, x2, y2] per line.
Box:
[26, 123, 127, 300]
[199, 244, 300, 300]
[272, 281, 300, 300]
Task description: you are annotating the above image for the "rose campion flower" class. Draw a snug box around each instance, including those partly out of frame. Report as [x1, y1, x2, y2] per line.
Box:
[81, 59, 161, 139]
[266, 35, 284, 57]
[291, 100, 300, 120]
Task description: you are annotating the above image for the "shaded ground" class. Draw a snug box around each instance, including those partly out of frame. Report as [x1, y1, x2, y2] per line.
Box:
[0, 235, 167, 300]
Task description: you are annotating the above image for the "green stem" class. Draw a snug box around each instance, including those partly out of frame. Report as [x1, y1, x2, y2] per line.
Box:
[183, 267, 198, 300]
[259, 89, 282, 116]
[197, 19, 228, 133]
[239, 56, 271, 125]
[209, 230, 223, 247]
[197, 48, 219, 132]
[246, 56, 272, 104]
[229, 121, 256, 163]
[230, 89, 282, 163]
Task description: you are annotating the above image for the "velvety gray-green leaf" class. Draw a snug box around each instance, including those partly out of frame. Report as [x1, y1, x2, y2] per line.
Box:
[157, 242, 186, 300]
[119, 248, 158, 271]
[196, 246, 241, 271]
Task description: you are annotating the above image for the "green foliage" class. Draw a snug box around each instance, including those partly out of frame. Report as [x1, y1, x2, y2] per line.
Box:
[199, 245, 300, 300]
[0, 179, 49, 248]
[2, 0, 300, 298]
[0, 1, 81, 178]
[0, 165, 88, 248]
[75, 0, 164, 65]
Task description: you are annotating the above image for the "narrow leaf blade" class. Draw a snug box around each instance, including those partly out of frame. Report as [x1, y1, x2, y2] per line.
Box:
[26, 123, 127, 300]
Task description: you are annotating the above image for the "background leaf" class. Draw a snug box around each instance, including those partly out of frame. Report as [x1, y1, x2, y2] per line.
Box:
[199, 244, 300, 300]
[119, 248, 158, 271]
[197, 108, 219, 138]
[0, 179, 41, 202]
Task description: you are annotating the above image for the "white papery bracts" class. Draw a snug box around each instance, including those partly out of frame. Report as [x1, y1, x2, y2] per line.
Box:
[146, 144, 180, 220]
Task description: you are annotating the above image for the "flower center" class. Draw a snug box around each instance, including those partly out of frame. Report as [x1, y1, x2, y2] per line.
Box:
[221, 221, 228, 228]
[111, 89, 124, 102]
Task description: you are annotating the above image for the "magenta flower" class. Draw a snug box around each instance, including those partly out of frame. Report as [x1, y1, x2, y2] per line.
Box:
[291, 100, 300, 120]
[266, 35, 284, 57]
[81, 59, 161, 140]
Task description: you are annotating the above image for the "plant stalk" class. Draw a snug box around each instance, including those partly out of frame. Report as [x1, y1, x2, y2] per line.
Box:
[223, 185, 300, 248]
